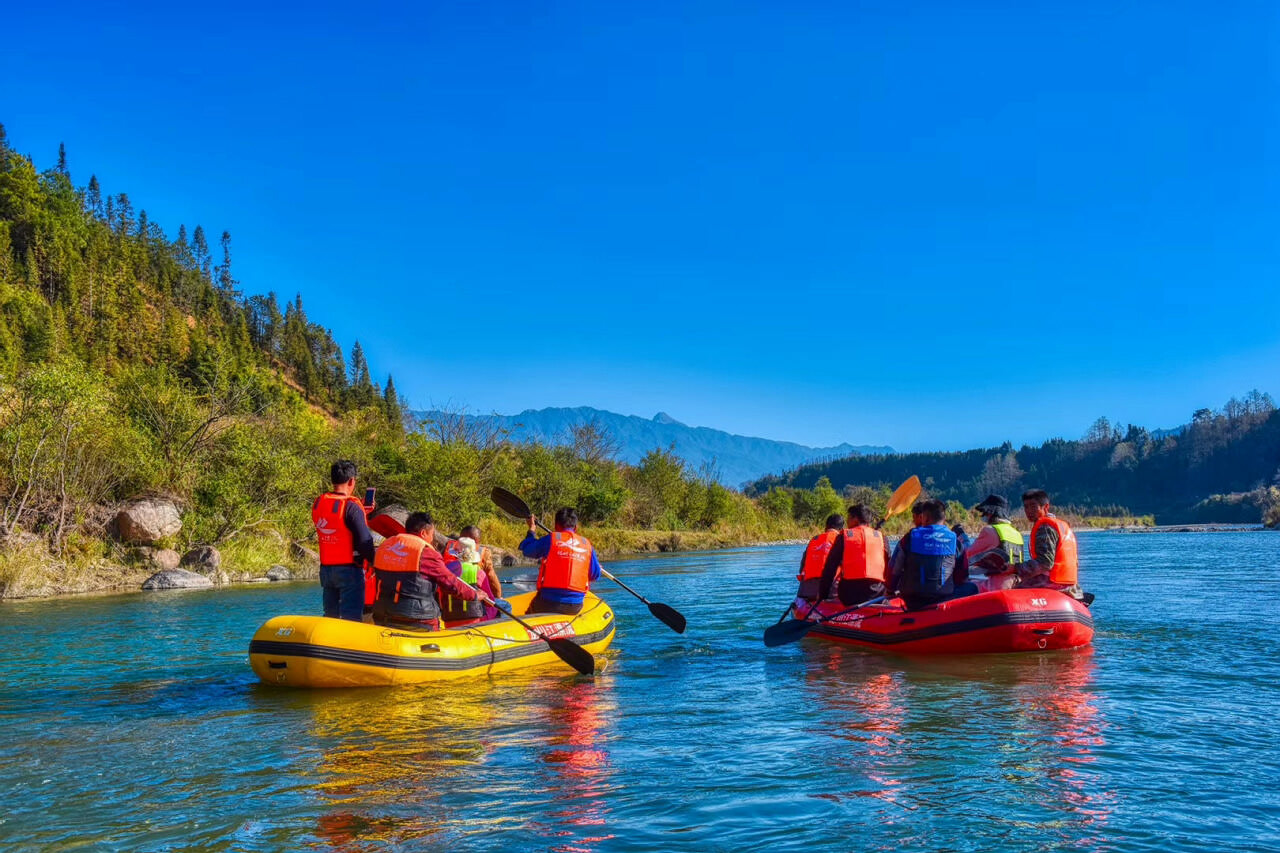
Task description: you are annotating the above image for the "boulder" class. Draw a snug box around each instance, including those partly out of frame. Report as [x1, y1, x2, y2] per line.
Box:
[266, 565, 291, 581]
[180, 545, 222, 575]
[116, 499, 182, 545]
[150, 548, 181, 571]
[142, 569, 214, 590]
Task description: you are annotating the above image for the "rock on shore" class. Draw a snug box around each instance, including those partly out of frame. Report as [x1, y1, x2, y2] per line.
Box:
[116, 499, 182, 544]
[142, 569, 214, 590]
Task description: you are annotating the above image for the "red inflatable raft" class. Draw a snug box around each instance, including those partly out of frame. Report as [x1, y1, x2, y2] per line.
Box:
[791, 589, 1093, 654]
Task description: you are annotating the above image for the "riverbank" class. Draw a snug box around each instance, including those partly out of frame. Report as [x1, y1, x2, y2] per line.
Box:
[1105, 523, 1268, 533]
[0, 517, 816, 600]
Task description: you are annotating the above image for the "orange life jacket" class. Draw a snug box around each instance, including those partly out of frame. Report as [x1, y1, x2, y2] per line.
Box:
[1031, 514, 1078, 585]
[839, 525, 886, 583]
[372, 533, 440, 623]
[538, 530, 593, 593]
[312, 492, 364, 566]
[799, 529, 840, 581]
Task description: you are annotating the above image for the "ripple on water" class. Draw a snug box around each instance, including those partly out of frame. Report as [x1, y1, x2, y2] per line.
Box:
[2, 534, 1280, 851]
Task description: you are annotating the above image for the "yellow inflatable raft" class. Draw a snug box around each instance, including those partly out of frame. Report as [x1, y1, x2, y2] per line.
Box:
[248, 591, 615, 687]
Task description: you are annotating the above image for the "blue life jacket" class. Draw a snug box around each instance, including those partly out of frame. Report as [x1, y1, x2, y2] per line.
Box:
[898, 524, 956, 600]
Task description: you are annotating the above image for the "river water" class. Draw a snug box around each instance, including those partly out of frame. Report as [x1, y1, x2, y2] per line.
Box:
[1, 532, 1278, 852]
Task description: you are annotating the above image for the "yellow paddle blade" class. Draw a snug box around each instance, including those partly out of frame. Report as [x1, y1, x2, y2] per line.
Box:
[884, 475, 922, 519]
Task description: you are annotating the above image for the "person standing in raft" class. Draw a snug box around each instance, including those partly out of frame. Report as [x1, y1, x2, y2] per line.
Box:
[1011, 489, 1083, 600]
[965, 494, 1025, 592]
[796, 513, 843, 603]
[438, 537, 498, 625]
[819, 504, 889, 606]
[372, 512, 492, 630]
[888, 499, 978, 609]
[520, 507, 602, 615]
[312, 460, 376, 622]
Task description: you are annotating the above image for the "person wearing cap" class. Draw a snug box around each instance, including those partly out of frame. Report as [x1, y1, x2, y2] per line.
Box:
[796, 513, 843, 603]
[965, 494, 1025, 593]
[439, 536, 499, 625]
[460, 524, 503, 601]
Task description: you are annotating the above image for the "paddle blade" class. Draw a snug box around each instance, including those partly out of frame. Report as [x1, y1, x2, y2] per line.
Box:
[762, 618, 817, 648]
[885, 475, 923, 519]
[649, 602, 687, 634]
[547, 638, 596, 675]
[491, 486, 533, 519]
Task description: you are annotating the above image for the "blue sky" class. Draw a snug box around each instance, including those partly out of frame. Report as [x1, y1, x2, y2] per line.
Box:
[3, 1, 1277, 452]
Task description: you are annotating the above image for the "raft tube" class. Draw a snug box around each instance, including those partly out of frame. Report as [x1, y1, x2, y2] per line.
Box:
[248, 591, 615, 687]
[792, 589, 1092, 654]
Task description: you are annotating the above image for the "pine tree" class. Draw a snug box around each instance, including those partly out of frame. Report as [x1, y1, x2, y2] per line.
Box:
[348, 340, 373, 406]
[86, 175, 102, 218]
[176, 224, 190, 264]
[192, 225, 210, 279]
[0, 122, 8, 163]
[383, 374, 404, 429]
[216, 230, 236, 298]
[114, 193, 133, 236]
[56, 142, 68, 175]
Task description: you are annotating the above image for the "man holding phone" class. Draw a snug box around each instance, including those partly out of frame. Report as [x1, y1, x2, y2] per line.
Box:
[311, 459, 376, 622]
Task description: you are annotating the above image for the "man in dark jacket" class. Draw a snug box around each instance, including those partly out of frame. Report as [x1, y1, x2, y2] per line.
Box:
[371, 512, 492, 630]
[888, 499, 958, 610]
[312, 459, 376, 622]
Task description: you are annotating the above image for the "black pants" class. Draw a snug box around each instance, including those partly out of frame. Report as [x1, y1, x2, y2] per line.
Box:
[526, 594, 583, 616]
[837, 579, 885, 606]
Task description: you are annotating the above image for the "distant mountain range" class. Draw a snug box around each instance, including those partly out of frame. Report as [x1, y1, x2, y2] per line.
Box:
[413, 406, 893, 487]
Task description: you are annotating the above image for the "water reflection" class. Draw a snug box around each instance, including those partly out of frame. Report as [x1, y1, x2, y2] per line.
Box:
[299, 675, 619, 852]
[536, 681, 618, 853]
[798, 644, 1113, 850]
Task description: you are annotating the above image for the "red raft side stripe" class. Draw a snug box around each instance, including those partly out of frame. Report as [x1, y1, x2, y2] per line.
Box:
[804, 589, 1093, 649]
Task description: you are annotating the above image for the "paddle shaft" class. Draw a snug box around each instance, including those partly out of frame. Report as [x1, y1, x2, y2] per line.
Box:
[493, 486, 688, 633]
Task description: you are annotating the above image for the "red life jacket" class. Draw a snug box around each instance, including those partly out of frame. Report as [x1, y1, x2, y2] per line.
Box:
[538, 530, 593, 593]
[799, 529, 840, 581]
[312, 492, 364, 566]
[1031, 514, 1078, 585]
[372, 533, 440, 623]
[839, 525, 886, 583]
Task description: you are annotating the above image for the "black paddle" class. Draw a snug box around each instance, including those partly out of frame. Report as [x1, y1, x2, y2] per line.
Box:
[490, 601, 596, 676]
[368, 509, 595, 675]
[490, 486, 688, 634]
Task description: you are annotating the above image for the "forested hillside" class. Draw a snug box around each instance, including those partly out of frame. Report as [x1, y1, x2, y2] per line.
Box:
[0, 123, 844, 597]
[747, 395, 1280, 524]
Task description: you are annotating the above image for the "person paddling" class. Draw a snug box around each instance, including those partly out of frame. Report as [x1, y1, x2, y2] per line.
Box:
[371, 512, 492, 631]
[520, 507, 602, 615]
[888, 500, 960, 610]
[796, 514, 843, 603]
[819, 504, 889, 606]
